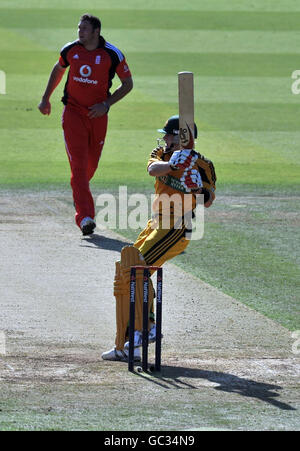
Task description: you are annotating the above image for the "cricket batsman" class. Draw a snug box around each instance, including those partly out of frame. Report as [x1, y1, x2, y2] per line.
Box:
[102, 115, 216, 362]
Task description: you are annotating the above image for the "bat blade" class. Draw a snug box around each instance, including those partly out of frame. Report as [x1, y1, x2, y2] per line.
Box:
[178, 71, 194, 149]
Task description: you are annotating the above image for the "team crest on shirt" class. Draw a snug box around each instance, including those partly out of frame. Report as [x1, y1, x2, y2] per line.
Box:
[95, 55, 101, 64]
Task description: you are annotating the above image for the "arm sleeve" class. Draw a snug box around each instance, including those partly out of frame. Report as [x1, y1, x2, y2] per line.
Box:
[116, 57, 132, 79]
[147, 147, 164, 170]
[59, 43, 72, 68]
[196, 155, 216, 206]
[197, 156, 216, 193]
[59, 55, 69, 68]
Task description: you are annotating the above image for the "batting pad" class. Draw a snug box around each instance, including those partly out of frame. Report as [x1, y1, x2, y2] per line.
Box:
[114, 246, 154, 350]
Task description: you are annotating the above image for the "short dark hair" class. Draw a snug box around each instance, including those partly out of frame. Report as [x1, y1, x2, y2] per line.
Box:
[80, 14, 101, 31]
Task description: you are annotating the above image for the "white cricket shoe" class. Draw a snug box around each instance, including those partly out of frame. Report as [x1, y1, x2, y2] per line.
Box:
[148, 324, 157, 343]
[148, 323, 164, 343]
[80, 217, 96, 236]
[124, 330, 142, 350]
[124, 326, 163, 349]
[101, 346, 141, 362]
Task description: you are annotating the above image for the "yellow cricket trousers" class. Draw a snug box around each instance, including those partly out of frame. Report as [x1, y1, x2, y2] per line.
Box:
[133, 215, 190, 268]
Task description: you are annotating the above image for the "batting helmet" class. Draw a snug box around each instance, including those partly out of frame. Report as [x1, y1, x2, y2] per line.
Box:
[157, 115, 198, 139]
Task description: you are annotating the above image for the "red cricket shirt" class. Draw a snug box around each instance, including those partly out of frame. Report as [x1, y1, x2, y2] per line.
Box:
[59, 36, 131, 111]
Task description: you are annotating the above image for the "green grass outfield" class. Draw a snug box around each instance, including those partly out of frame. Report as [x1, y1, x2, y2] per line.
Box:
[0, 0, 299, 332]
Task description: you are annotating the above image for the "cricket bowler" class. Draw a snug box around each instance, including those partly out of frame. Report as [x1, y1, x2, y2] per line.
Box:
[38, 14, 133, 235]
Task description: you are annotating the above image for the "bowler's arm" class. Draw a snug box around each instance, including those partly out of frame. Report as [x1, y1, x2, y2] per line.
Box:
[38, 62, 66, 115]
[107, 76, 133, 107]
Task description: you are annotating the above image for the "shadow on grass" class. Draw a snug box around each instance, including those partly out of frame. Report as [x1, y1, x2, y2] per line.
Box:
[135, 365, 295, 411]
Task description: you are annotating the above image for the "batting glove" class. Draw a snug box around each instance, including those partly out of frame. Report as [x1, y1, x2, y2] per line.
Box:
[180, 169, 203, 192]
[169, 149, 198, 170]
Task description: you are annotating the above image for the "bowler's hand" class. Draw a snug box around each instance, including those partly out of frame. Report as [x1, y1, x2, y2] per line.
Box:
[38, 98, 51, 115]
[88, 102, 109, 118]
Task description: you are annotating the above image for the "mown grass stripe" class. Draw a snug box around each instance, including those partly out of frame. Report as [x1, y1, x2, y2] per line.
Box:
[4, 28, 300, 54]
[128, 52, 300, 78]
[130, 76, 297, 104]
[2, 9, 300, 31]
[1, 0, 300, 12]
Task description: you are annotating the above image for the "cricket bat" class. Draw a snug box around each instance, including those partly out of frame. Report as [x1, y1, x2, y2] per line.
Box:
[178, 71, 194, 149]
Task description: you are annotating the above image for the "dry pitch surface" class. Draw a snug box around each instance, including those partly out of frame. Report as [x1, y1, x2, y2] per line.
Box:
[0, 191, 299, 430]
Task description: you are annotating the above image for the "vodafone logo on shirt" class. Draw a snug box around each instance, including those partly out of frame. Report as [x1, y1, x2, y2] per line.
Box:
[73, 65, 98, 85]
[80, 65, 92, 77]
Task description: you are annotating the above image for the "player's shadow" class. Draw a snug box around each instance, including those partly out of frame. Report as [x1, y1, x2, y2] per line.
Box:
[138, 365, 295, 411]
[80, 233, 132, 253]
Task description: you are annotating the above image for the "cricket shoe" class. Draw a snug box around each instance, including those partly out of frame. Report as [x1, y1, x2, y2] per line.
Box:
[80, 217, 96, 236]
[123, 326, 163, 349]
[101, 346, 141, 362]
[124, 330, 142, 350]
[148, 324, 162, 343]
